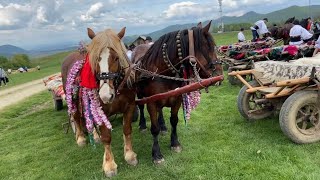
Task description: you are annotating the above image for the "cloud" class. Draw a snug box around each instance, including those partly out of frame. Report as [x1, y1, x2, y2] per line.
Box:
[32, 0, 64, 26]
[0, 1, 65, 30]
[0, 3, 33, 30]
[80, 2, 105, 22]
[163, 1, 213, 19]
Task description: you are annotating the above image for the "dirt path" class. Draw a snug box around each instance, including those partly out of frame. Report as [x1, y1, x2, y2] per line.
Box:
[0, 73, 60, 111]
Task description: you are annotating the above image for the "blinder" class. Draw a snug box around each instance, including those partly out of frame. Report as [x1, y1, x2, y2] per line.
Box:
[97, 72, 121, 82]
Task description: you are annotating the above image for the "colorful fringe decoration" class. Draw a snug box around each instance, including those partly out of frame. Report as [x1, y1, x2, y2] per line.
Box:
[65, 58, 112, 133]
[182, 90, 201, 122]
[66, 59, 85, 115]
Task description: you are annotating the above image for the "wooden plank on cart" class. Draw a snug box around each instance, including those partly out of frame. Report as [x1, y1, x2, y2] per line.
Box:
[276, 77, 310, 87]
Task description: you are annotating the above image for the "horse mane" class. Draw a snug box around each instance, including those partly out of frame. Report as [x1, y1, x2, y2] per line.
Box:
[139, 27, 215, 71]
[285, 17, 295, 24]
[87, 29, 130, 74]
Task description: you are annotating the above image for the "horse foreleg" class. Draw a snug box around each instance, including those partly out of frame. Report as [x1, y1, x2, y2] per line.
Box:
[170, 101, 182, 153]
[100, 125, 117, 177]
[123, 104, 138, 166]
[147, 103, 164, 164]
[73, 112, 86, 147]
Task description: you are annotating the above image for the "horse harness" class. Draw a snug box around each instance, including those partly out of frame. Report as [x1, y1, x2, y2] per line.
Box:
[96, 60, 124, 93]
[159, 29, 221, 80]
[107, 29, 222, 94]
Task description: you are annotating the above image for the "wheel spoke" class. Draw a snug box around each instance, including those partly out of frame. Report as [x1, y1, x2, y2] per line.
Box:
[302, 121, 307, 130]
[296, 117, 304, 123]
[298, 109, 307, 116]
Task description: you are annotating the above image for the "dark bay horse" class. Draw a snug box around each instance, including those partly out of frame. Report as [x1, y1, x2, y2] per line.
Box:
[270, 17, 295, 45]
[61, 27, 137, 177]
[132, 21, 222, 164]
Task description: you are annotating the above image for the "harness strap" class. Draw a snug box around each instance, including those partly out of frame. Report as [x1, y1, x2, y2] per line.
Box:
[117, 64, 135, 93]
[187, 30, 212, 78]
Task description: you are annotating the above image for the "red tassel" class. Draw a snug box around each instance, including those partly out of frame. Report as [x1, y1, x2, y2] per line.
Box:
[80, 54, 99, 89]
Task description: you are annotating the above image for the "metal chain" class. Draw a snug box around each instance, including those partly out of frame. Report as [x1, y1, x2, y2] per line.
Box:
[133, 66, 197, 82]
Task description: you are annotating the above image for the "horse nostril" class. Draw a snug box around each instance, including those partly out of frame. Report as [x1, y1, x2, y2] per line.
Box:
[110, 94, 114, 101]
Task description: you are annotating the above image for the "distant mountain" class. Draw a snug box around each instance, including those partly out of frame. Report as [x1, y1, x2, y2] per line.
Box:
[215, 5, 320, 24]
[0, 44, 28, 57]
[124, 5, 320, 44]
[0, 44, 77, 58]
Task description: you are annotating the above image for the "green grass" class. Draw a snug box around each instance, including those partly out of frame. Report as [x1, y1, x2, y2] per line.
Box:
[1, 51, 70, 90]
[213, 30, 252, 46]
[1, 79, 320, 179]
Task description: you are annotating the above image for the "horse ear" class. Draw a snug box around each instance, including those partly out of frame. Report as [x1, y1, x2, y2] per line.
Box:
[118, 27, 126, 39]
[197, 22, 202, 28]
[203, 20, 212, 33]
[87, 28, 96, 39]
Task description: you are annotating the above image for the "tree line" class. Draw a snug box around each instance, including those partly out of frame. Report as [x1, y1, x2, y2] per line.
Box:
[0, 54, 31, 70]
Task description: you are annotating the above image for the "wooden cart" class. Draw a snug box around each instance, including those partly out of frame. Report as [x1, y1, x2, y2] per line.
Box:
[228, 61, 320, 144]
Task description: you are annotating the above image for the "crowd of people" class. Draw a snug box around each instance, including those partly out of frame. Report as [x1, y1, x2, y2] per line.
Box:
[236, 17, 320, 57]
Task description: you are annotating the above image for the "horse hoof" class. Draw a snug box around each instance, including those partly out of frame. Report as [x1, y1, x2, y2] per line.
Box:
[105, 170, 117, 178]
[76, 137, 86, 147]
[127, 158, 138, 166]
[171, 146, 182, 153]
[153, 158, 165, 165]
[125, 152, 138, 166]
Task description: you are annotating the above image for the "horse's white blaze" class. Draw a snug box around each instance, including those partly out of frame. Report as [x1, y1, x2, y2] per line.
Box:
[99, 48, 114, 104]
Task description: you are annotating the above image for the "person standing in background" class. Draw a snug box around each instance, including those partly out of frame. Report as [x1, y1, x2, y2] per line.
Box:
[250, 18, 269, 42]
[0, 67, 7, 87]
[238, 28, 246, 42]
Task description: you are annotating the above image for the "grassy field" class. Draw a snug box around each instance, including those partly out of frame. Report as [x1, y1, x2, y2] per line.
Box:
[3, 31, 319, 179]
[213, 30, 252, 46]
[1, 78, 320, 179]
[1, 51, 70, 90]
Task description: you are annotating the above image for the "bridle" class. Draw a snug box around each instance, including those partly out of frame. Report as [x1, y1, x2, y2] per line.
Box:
[96, 57, 123, 93]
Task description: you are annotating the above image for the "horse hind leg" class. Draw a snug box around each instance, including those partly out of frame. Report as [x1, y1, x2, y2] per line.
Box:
[100, 125, 117, 177]
[138, 93, 147, 132]
[123, 104, 138, 166]
[93, 127, 101, 144]
[158, 109, 168, 135]
[138, 104, 147, 132]
[170, 102, 182, 153]
[72, 112, 86, 147]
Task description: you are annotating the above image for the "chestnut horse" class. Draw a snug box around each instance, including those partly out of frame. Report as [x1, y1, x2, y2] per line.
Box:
[61, 27, 137, 177]
[132, 21, 222, 164]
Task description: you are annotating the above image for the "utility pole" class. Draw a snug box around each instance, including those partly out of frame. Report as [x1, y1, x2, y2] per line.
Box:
[218, 0, 223, 33]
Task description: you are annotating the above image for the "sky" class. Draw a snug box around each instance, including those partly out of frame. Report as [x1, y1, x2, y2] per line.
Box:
[0, 0, 318, 50]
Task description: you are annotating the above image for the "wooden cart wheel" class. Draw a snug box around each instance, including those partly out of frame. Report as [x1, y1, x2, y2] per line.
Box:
[237, 81, 274, 121]
[279, 91, 320, 144]
[55, 99, 63, 111]
[227, 68, 247, 86]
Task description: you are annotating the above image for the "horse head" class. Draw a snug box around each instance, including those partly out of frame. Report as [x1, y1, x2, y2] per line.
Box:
[193, 21, 222, 78]
[86, 27, 128, 104]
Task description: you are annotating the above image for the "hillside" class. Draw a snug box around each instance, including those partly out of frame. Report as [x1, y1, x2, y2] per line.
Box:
[124, 5, 320, 44]
[0, 45, 28, 57]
